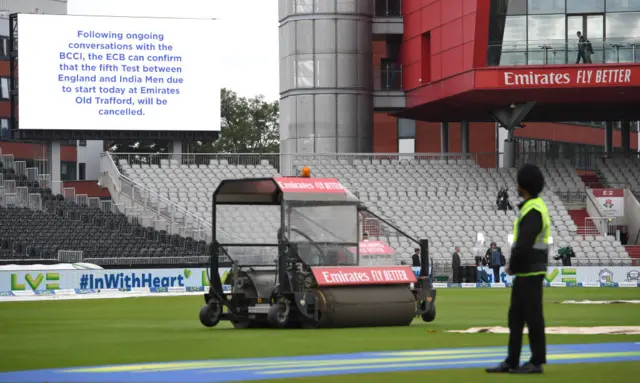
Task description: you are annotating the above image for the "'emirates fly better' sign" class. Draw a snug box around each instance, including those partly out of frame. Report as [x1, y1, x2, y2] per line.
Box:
[502, 68, 634, 87]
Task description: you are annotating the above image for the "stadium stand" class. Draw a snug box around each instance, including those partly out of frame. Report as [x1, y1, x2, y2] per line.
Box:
[596, 156, 640, 198]
[0, 151, 208, 263]
[113, 154, 633, 267]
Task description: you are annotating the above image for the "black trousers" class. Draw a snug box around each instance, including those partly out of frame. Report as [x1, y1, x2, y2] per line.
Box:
[505, 274, 547, 367]
[452, 267, 461, 283]
[492, 266, 501, 283]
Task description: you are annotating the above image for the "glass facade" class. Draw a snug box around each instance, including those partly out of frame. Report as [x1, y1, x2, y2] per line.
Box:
[514, 137, 612, 169]
[488, 0, 640, 65]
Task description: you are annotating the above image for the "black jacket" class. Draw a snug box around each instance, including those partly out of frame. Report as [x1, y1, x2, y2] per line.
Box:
[509, 200, 549, 275]
[412, 253, 420, 267]
[452, 252, 461, 268]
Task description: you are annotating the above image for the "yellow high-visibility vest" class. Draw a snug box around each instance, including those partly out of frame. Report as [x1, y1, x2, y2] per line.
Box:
[512, 197, 551, 277]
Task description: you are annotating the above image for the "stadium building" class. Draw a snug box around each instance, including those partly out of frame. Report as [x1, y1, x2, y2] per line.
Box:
[0, 0, 639, 269]
[278, 0, 639, 162]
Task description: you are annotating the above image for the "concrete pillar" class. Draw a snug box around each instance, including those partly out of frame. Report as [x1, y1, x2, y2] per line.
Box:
[605, 121, 614, 155]
[46, 141, 61, 195]
[172, 140, 182, 163]
[278, 0, 374, 155]
[621, 121, 631, 153]
[503, 139, 515, 169]
[441, 122, 449, 153]
[460, 120, 470, 153]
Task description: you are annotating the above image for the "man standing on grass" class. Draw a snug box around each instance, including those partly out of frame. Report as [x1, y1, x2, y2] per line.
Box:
[486, 164, 550, 374]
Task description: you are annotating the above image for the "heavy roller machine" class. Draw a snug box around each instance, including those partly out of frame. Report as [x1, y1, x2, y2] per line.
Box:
[199, 171, 436, 329]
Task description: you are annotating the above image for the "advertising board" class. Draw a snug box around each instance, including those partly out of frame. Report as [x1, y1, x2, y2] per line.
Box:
[0, 268, 229, 291]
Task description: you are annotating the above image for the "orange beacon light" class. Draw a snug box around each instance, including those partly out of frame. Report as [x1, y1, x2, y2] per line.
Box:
[301, 166, 311, 177]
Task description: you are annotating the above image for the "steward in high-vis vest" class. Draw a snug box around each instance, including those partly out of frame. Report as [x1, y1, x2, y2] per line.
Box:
[487, 164, 549, 375]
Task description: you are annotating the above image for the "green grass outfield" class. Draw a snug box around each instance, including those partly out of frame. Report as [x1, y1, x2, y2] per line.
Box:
[1, 288, 639, 382]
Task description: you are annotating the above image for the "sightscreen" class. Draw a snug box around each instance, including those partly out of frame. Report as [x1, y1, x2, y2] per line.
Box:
[17, 14, 220, 131]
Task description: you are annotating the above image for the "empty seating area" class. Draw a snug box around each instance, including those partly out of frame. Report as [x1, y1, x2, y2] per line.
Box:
[1, 151, 208, 263]
[293, 158, 630, 266]
[0, 193, 208, 260]
[597, 157, 640, 196]
[116, 155, 632, 267]
[119, 158, 282, 245]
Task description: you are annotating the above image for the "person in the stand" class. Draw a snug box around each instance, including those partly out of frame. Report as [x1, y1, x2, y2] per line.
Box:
[487, 164, 550, 374]
[452, 246, 461, 283]
[412, 248, 421, 267]
[486, 242, 503, 284]
[475, 253, 488, 283]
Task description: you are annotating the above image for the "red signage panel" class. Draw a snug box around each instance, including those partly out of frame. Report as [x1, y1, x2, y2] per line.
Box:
[475, 65, 640, 89]
[274, 177, 346, 194]
[592, 188, 624, 198]
[312, 266, 417, 286]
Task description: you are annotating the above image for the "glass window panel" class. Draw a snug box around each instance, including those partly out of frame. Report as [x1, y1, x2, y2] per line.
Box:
[0, 119, 8, 139]
[296, 56, 314, 88]
[296, 0, 313, 13]
[586, 15, 605, 63]
[398, 119, 416, 138]
[567, 0, 604, 13]
[606, 0, 640, 12]
[528, 0, 565, 14]
[491, 0, 528, 15]
[493, 16, 529, 65]
[586, 15, 604, 39]
[528, 15, 565, 63]
[0, 78, 8, 99]
[503, 16, 527, 41]
[507, 0, 528, 15]
[528, 14, 565, 42]
[606, 12, 640, 39]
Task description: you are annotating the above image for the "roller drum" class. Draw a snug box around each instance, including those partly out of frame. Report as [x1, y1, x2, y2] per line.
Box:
[315, 285, 416, 328]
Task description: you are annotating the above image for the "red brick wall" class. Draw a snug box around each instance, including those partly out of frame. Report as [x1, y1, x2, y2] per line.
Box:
[0, 142, 77, 162]
[516, 122, 638, 149]
[373, 112, 398, 152]
[63, 181, 111, 199]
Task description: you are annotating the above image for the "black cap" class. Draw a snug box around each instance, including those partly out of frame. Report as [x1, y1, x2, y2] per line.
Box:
[517, 164, 545, 197]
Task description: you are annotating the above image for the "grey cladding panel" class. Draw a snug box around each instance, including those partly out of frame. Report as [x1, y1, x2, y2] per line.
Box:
[337, 94, 358, 137]
[316, 54, 337, 88]
[336, 0, 357, 13]
[295, 20, 314, 55]
[337, 20, 358, 53]
[315, 94, 337, 137]
[296, 95, 314, 138]
[314, 19, 336, 54]
[315, 0, 336, 12]
[337, 54, 358, 88]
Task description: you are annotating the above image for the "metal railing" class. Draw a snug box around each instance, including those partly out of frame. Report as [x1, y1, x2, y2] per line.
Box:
[109, 152, 501, 175]
[488, 38, 640, 66]
[583, 217, 618, 238]
[57, 250, 83, 263]
[102, 153, 218, 243]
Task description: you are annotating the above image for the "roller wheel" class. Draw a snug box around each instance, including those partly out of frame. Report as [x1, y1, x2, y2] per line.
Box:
[268, 302, 290, 329]
[199, 301, 222, 328]
[421, 303, 436, 322]
[232, 319, 251, 329]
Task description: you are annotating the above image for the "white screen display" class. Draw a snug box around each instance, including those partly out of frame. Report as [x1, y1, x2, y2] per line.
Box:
[18, 14, 220, 131]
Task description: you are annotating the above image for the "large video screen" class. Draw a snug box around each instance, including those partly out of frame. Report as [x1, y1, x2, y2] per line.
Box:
[17, 14, 220, 131]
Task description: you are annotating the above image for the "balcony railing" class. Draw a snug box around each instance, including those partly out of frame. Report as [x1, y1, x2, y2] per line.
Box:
[375, 0, 402, 17]
[374, 65, 402, 91]
[488, 38, 640, 66]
